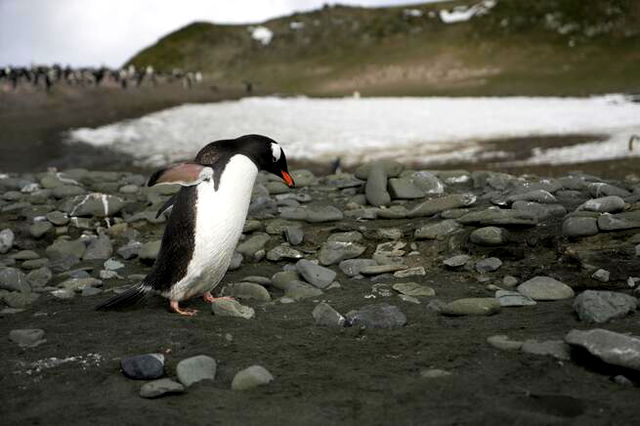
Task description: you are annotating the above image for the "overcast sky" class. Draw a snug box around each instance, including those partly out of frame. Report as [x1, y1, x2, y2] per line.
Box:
[0, 0, 447, 68]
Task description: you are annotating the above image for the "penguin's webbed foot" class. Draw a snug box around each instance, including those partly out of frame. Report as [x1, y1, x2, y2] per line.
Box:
[203, 292, 234, 303]
[170, 300, 198, 316]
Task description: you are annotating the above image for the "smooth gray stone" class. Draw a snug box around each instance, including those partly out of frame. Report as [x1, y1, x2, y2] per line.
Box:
[328, 231, 363, 243]
[284, 226, 304, 245]
[121, 354, 165, 380]
[0, 267, 30, 292]
[457, 209, 538, 226]
[52, 185, 85, 199]
[339, 259, 378, 276]
[26, 267, 52, 288]
[365, 163, 391, 207]
[271, 270, 300, 290]
[58, 277, 102, 292]
[10, 250, 39, 260]
[521, 340, 570, 360]
[419, 369, 452, 378]
[66, 193, 125, 217]
[306, 205, 343, 223]
[3, 291, 39, 308]
[236, 233, 270, 257]
[117, 240, 142, 260]
[231, 365, 274, 391]
[597, 211, 640, 231]
[83, 235, 113, 260]
[0, 228, 15, 253]
[312, 302, 346, 327]
[487, 335, 524, 351]
[562, 216, 599, 237]
[318, 241, 366, 266]
[45, 238, 86, 259]
[176, 355, 217, 387]
[517, 276, 574, 301]
[21, 258, 49, 270]
[573, 290, 637, 323]
[588, 182, 630, 198]
[29, 222, 53, 239]
[284, 280, 323, 300]
[495, 290, 536, 307]
[223, 282, 271, 302]
[139, 378, 185, 398]
[578, 196, 626, 213]
[346, 303, 407, 328]
[265, 181, 290, 195]
[211, 299, 255, 319]
[470, 226, 508, 246]
[376, 228, 403, 240]
[592, 269, 610, 282]
[507, 189, 557, 204]
[296, 259, 336, 289]
[475, 257, 502, 272]
[408, 193, 476, 218]
[392, 282, 435, 297]
[408, 171, 444, 194]
[440, 298, 501, 316]
[512, 201, 566, 220]
[290, 169, 317, 187]
[442, 254, 471, 268]
[9, 328, 45, 347]
[266, 245, 303, 261]
[377, 205, 408, 219]
[388, 178, 426, 199]
[565, 328, 640, 372]
[414, 220, 462, 240]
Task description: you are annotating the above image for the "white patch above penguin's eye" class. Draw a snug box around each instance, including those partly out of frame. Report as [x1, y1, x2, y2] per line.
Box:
[270, 143, 282, 162]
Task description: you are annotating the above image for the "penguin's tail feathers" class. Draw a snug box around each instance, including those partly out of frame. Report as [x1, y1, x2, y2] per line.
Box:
[95, 283, 151, 311]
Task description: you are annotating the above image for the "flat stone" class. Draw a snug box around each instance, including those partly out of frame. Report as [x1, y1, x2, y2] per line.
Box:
[328, 231, 363, 243]
[10, 250, 39, 260]
[284, 226, 304, 245]
[419, 369, 452, 379]
[284, 280, 323, 300]
[394, 267, 426, 278]
[117, 241, 142, 260]
[475, 257, 502, 272]
[21, 258, 49, 270]
[487, 335, 523, 351]
[306, 205, 343, 223]
[355, 160, 404, 179]
[0, 267, 30, 292]
[578, 196, 626, 213]
[67, 193, 125, 217]
[377, 228, 403, 240]
[29, 222, 53, 239]
[407, 171, 445, 194]
[591, 269, 610, 283]
[83, 235, 113, 260]
[495, 290, 536, 307]
[360, 264, 407, 275]
[236, 233, 270, 257]
[46, 238, 86, 259]
[266, 245, 303, 261]
[9, 329, 46, 347]
[52, 185, 85, 199]
[598, 211, 640, 231]
[377, 205, 408, 219]
[339, 259, 378, 276]
[408, 193, 476, 218]
[364, 162, 391, 206]
[50, 288, 75, 300]
[392, 282, 435, 297]
[588, 182, 630, 198]
[562, 216, 599, 237]
[457, 209, 538, 226]
[139, 378, 185, 398]
[565, 328, 640, 372]
[470, 226, 508, 246]
[346, 303, 407, 328]
[176, 355, 217, 387]
[3, 291, 39, 308]
[223, 282, 271, 302]
[231, 365, 274, 391]
[271, 270, 300, 290]
[440, 298, 501, 316]
[517, 276, 574, 301]
[0, 228, 15, 253]
[414, 220, 462, 240]
[312, 302, 346, 327]
[318, 241, 366, 266]
[121, 354, 165, 380]
[296, 259, 336, 289]
[507, 189, 557, 204]
[58, 277, 102, 292]
[442, 254, 471, 268]
[211, 299, 255, 319]
[388, 178, 426, 199]
[26, 267, 52, 288]
[573, 290, 637, 323]
[521, 340, 570, 360]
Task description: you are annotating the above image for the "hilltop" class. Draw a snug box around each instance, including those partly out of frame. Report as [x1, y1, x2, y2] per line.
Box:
[127, 0, 640, 96]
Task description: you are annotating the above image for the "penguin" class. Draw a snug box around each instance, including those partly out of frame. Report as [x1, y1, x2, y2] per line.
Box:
[96, 134, 295, 316]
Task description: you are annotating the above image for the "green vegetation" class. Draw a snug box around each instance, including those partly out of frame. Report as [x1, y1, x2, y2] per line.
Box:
[127, 0, 640, 96]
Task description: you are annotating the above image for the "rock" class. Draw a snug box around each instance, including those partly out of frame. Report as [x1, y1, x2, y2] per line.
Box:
[507, 189, 557, 204]
[50, 288, 75, 300]
[565, 329, 640, 372]
[104, 258, 125, 271]
[578, 196, 626, 213]
[377, 205, 408, 219]
[236, 233, 270, 257]
[0, 228, 15, 253]
[46, 238, 86, 259]
[521, 340, 570, 360]
[58, 277, 102, 292]
[487, 335, 523, 351]
[365, 162, 391, 206]
[117, 241, 142, 260]
[176, 355, 217, 387]
[419, 369, 452, 379]
[440, 298, 501, 316]
[3, 291, 39, 308]
[284, 281, 323, 300]
[284, 226, 304, 245]
[562, 216, 599, 237]
[442, 254, 471, 268]
[573, 290, 637, 323]
[266, 245, 303, 261]
[312, 302, 346, 327]
[394, 267, 426, 278]
[26, 267, 52, 289]
[588, 182, 630, 198]
[83, 235, 113, 260]
[377, 228, 403, 240]
[306, 205, 343, 223]
[328, 231, 363, 243]
[360, 264, 407, 275]
[52, 185, 85, 199]
[139, 378, 185, 398]
[121, 354, 165, 380]
[355, 160, 404, 180]
[502, 276, 519, 287]
[346, 303, 407, 328]
[475, 257, 502, 272]
[211, 299, 255, 319]
[598, 211, 640, 231]
[414, 220, 462, 240]
[10, 250, 39, 260]
[339, 259, 377, 276]
[296, 260, 336, 289]
[517, 276, 574, 301]
[271, 270, 300, 289]
[222, 282, 271, 302]
[408, 171, 445, 194]
[231, 365, 274, 391]
[392, 282, 435, 297]
[591, 269, 610, 283]
[138, 240, 161, 262]
[9, 329, 46, 347]
[512, 201, 567, 220]
[470, 227, 508, 246]
[0, 267, 30, 292]
[457, 209, 538, 226]
[29, 222, 53, 239]
[388, 178, 425, 199]
[495, 290, 536, 307]
[67, 193, 125, 217]
[318, 241, 366, 266]
[408, 193, 476, 218]
[21, 259, 49, 270]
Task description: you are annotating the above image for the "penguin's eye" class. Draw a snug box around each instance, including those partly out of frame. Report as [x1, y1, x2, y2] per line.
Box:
[270, 143, 282, 162]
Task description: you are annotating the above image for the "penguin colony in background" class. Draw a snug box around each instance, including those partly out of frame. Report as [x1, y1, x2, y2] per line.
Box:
[96, 134, 295, 316]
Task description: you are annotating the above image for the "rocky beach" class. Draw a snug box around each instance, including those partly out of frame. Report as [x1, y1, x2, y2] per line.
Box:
[1, 160, 640, 425]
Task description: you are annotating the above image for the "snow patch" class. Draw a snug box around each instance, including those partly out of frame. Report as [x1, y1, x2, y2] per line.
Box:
[440, 0, 496, 24]
[289, 21, 304, 30]
[250, 26, 273, 45]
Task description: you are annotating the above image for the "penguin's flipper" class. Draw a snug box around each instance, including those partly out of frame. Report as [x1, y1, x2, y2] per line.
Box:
[95, 284, 151, 311]
[155, 194, 177, 219]
[148, 162, 213, 187]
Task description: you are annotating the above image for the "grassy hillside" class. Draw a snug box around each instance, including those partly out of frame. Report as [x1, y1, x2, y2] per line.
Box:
[128, 0, 640, 96]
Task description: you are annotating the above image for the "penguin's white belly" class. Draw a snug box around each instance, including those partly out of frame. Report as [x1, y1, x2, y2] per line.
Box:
[167, 155, 258, 301]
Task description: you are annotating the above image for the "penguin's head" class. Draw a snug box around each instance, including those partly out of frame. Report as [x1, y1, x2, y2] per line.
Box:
[195, 134, 295, 188]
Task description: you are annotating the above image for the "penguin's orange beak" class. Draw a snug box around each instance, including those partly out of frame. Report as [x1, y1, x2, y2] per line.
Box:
[281, 170, 295, 188]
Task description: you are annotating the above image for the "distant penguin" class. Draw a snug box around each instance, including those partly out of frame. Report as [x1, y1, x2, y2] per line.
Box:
[97, 134, 295, 316]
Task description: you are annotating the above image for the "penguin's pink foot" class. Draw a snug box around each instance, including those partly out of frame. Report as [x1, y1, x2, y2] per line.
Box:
[170, 300, 198, 316]
[202, 292, 234, 303]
